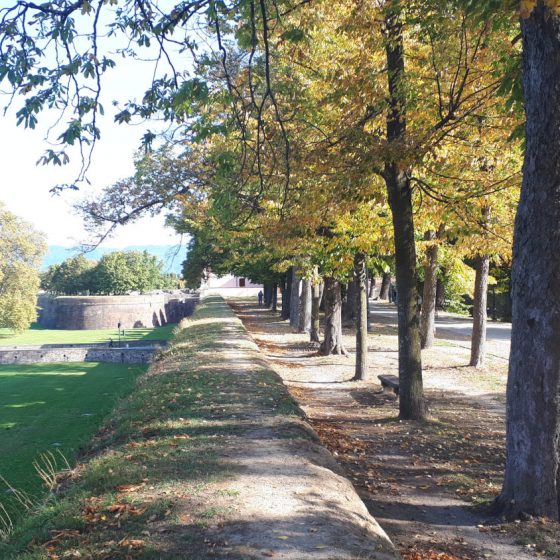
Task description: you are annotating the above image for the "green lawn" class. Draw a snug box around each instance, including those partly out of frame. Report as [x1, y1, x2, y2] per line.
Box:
[0, 362, 147, 516]
[0, 323, 176, 346]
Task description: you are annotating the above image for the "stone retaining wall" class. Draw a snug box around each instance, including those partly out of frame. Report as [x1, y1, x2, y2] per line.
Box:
[0, 346, 159, 365]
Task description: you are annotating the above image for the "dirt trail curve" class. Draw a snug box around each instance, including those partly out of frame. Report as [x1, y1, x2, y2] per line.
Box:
[186, 297, 398, 559]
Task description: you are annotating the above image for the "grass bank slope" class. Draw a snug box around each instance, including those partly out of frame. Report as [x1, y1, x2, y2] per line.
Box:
[0, 296, 395, 560]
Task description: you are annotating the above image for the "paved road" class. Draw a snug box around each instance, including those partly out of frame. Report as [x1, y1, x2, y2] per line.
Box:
[370, 300, 511, 359]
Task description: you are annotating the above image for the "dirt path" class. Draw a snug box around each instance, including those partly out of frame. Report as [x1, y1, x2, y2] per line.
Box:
[229, 300, 557, 560]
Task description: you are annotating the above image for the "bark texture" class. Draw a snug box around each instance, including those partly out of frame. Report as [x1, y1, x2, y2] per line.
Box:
[263, 283, 272, 307]
[281, 272, 291, 320]
[343, 280, 358, 322]
[320, 277, 347, 356]
[369, 275, 376, 298]
[310, 278, 322, 343]
[420, 230, 439, 349]
[379, 272, 391, 300]
[354, 253, 369, 380]
[271, 282, 278, 312]
[299, 278, 312, 333]
[469, 255, 490, 368]
[384, 7, 425, 420]
[289, 268, 301, 329]
[496, 4, 560, 520]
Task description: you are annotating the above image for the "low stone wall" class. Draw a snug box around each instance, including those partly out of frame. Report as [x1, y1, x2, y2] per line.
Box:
[0, 346, 160, 365]
[37, 293, 197, 330]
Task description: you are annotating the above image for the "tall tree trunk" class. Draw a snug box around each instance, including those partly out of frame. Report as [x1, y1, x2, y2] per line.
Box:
[420, 230, 439, 349]
[343, 279, 358, 322]
[354, 252, 369, 380]
[379, 272, 391, 300]
[271, 282, 278, 312]
[299, 278, 312, 333]
[469, 255, 490, 368]
[366, 267, 372, 332]
[289, 267, 301, 329]
[436, 278, 445, 313]
[281, 271, 291, 320]
[384, 7, 425, 421]
[263, 283, 272, 307]
[496, 4, 560, 520]
[368, 275, 376, 298]
[320, 277, 348, 356]
[310, 277, 322, 343]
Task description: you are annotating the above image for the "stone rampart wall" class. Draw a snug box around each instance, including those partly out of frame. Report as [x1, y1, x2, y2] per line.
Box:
[37, 293, 197, 330]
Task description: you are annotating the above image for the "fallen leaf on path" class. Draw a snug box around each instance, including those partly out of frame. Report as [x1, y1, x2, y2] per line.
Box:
[116, 482, 145, 493]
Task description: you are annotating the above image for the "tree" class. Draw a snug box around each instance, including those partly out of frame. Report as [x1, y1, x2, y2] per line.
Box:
[494, 0, 560, 520]
[0, 202, 47, 331]
[42, 254, 94, 294]
[89, 251, 165, 295]
[353, 252, 369, 380]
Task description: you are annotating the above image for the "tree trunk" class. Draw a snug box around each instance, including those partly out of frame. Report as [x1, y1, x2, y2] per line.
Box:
[299, 278, 312, 333]
[384, 7, 425, 421]
[469, 255, 490, 368]
[368, 275, 376, 298]
[263, 283, 272, 307]
[343, 279, 358, 322]
[289, 267, 301, 329]
[320, 277, 348, 356]
[366, 267, 372, 332]
[436, 278, 445, 313]
[354, 252, 369, 380]
[271, 282, 278, 312]
[379, 272, 391, 300]
[281, 271, 291, 320]
[496, 4, 560, 520]
[310, 277, 322, 343]
[420, 230, 439, 349]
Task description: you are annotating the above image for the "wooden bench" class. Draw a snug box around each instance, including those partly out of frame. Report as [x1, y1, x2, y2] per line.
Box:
[378, 374, 399, 396]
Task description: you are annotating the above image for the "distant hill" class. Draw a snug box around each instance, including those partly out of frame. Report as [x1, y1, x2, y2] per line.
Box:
[43, 245, 186, 275]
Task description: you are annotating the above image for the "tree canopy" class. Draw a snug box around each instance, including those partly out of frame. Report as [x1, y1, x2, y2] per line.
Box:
[0, 202, 47, 331]
[42, 250, 178, 295]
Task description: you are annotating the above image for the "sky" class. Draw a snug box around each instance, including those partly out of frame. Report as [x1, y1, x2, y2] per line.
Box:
[0, 19, 188, 250]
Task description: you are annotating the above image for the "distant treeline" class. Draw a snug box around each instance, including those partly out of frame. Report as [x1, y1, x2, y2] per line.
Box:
[41, 251, 183, 295]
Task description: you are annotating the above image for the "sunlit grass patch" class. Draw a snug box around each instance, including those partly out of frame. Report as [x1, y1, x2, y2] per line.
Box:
[0, 362, 146, 517]
[0, 324, 176, 346]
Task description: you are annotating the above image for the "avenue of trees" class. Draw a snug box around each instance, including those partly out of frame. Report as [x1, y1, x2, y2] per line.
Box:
[1, 0, 560, 519]
[41, 252, 180, 295]
[0, 202, 46, 332]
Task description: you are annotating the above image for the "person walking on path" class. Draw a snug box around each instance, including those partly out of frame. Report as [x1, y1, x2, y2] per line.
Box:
[258, 290, 264, 306]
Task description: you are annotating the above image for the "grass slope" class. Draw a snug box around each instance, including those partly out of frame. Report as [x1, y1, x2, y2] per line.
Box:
[0, 297, 300, 560]
[0, 324, 176, 346]
[0, 363, 147, 514]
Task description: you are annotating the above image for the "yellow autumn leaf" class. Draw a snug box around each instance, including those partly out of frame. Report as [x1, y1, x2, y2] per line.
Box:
[520, 0, 537, 18]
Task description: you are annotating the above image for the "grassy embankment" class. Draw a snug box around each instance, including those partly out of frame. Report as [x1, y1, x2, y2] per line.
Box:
[0, 325, 175, 346]
[0, 297, 300, 559]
